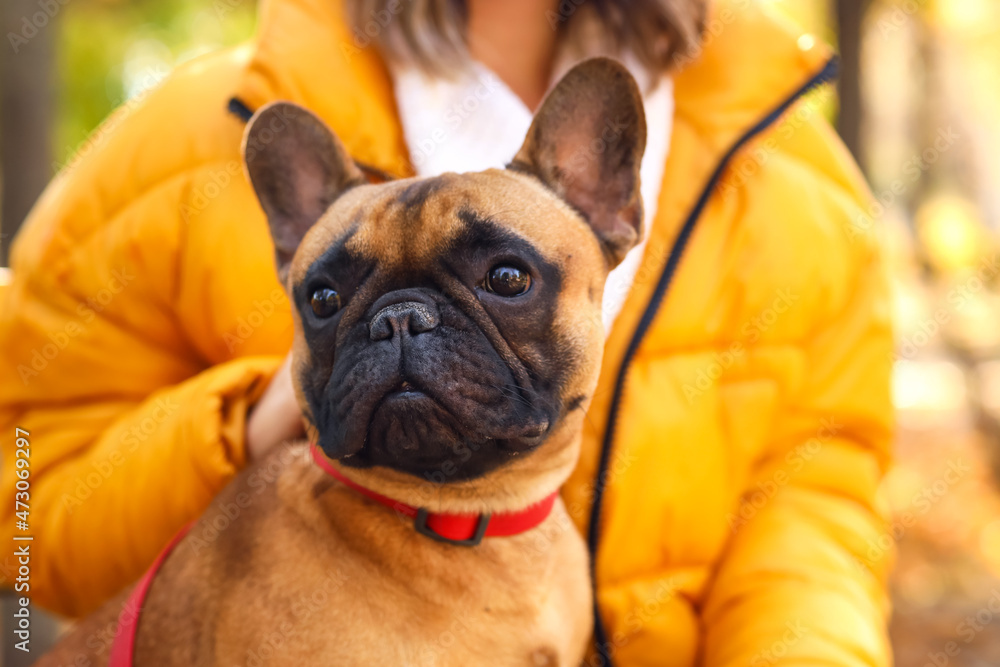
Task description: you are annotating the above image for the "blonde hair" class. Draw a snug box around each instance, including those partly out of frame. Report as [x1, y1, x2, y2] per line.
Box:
[347, 0, 708, 76]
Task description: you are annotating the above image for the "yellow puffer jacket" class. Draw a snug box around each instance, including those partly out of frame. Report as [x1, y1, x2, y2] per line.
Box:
[0, 0, 894, 664]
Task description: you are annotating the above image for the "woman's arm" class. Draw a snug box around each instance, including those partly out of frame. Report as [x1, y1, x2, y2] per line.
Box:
[699, 120, 894, 667]
[2, 355, 282, 616]
[0, 47, 298, 617]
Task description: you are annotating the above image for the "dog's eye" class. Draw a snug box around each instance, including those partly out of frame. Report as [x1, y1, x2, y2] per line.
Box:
[485, 265, 531, 297]
[310, 287, 342, 318]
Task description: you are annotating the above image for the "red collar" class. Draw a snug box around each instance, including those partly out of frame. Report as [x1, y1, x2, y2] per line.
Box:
[310, 444, 557, 546]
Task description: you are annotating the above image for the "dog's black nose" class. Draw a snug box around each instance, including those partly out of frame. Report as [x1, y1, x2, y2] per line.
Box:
[369, 301, 440, 341]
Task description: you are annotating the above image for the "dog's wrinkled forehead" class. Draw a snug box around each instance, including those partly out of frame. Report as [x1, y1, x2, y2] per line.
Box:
[287, 169, 582, 285]
[349, 178, 461, 267]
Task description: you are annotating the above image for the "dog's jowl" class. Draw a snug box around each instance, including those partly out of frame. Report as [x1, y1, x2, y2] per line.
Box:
[37, 57, 646, 667]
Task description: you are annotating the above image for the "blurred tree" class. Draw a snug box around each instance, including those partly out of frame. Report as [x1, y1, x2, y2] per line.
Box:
[835, 0, 870, 168]
[0, 0, 256, 267]
[1, 0, 56, 266]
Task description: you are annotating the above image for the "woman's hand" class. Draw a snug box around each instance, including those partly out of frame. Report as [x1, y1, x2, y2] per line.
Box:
[246, 354, 305, 462]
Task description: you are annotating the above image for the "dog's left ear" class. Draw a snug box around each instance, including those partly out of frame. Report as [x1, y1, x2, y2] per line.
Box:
[510, 57, 646, 267]
[243, 102, 366, 282]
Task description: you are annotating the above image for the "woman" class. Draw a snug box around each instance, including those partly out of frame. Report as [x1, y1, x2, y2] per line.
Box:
[0, 0, 894, 664]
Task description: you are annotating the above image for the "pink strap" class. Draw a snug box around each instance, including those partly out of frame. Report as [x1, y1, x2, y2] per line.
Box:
[108, 523, 192, 667]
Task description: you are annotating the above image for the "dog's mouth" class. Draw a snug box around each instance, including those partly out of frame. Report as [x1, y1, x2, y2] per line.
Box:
[386, 379, 425, 398]
[329, 374, 552, 480]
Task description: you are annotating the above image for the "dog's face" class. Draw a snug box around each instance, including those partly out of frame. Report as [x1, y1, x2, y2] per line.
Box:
[244, 58, 645, 489]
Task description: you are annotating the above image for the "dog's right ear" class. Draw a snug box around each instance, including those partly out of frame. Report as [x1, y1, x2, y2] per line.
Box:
[243, 102, 365, 282]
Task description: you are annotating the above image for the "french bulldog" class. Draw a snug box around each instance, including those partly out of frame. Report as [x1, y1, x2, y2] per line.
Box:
[37, 56, 646, 667]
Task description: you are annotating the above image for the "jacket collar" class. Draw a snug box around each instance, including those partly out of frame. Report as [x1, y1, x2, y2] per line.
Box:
[672, 2, 831, 148]
[234, 0, 412, 176]
[233, 0, 832, 179]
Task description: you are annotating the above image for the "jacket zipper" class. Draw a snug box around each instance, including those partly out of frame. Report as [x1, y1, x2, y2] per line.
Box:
[586, 55, 839, 665]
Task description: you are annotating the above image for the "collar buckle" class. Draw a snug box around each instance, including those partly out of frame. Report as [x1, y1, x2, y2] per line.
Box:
[414, 508, 492, 547]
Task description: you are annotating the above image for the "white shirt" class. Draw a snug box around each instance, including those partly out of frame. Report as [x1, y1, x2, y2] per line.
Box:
[389, 54, 673, 334]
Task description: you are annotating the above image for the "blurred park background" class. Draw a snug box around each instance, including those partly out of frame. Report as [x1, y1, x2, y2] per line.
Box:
[2, 0, 1000, 664]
